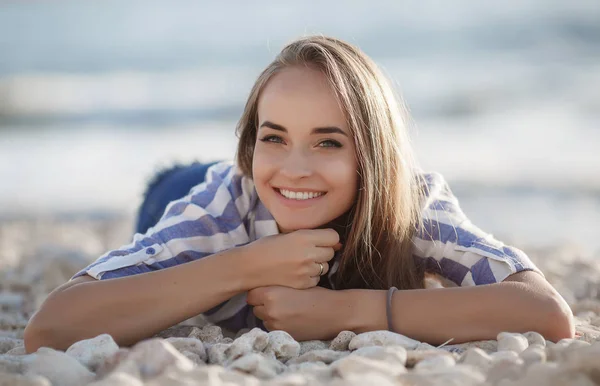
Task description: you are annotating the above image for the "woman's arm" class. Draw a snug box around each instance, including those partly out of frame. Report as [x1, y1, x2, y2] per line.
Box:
[343, 271, 574, 344]
[24, 246, 251, 353]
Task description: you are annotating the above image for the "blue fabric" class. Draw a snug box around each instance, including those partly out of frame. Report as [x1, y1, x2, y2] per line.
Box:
[135, 161, 220, 234]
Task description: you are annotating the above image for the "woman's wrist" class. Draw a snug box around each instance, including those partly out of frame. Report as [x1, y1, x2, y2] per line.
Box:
[339, 289, 387, 333]
[231, 243, 265, 291]
[201, 245, 257, 294]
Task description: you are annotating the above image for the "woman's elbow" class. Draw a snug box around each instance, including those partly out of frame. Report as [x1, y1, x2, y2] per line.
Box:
[23, 304, 66, 354]
[543, 295, 575, 342]
[23, 315, 49, 354]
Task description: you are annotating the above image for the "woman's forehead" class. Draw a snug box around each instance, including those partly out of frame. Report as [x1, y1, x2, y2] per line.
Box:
[257, 67, 348, 132]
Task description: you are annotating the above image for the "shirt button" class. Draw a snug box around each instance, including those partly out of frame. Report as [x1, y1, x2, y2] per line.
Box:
[146, 247, 156, 255]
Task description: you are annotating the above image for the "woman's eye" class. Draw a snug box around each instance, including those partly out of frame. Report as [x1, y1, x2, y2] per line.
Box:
[319, 140, 342, 148]
[260, 135, 284, 144]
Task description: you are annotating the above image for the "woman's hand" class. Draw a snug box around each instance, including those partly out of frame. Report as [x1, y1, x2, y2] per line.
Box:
[247, 286, 346, 341]
[242, 229, 341, 290]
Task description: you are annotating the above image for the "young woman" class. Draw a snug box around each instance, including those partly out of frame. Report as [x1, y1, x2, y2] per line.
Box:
[24, 36, 573, 353]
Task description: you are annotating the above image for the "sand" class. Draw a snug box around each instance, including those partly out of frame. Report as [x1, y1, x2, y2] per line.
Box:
[1, 215, 599, 385]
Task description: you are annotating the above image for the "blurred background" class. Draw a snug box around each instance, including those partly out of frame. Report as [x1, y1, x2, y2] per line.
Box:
[0, 0, 599, 254]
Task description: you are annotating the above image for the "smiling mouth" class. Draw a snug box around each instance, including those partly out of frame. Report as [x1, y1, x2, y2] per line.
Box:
[274, 188, 327, 200]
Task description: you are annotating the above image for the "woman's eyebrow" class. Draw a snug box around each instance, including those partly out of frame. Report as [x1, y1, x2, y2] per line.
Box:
[259, 120, 348, 137]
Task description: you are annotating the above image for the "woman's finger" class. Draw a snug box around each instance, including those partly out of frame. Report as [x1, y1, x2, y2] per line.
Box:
[252, 305, 267, 321]
[311, 261, 329, 277]
[313, 246, 336, 262]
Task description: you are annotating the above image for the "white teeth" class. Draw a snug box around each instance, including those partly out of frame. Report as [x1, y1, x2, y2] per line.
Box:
[279, 189, 325, 200]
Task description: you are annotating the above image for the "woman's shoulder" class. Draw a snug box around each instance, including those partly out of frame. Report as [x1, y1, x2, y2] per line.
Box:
[184, 160, 258, 218]
[190, 160, 256, 197]
[413, 169, 461, 212]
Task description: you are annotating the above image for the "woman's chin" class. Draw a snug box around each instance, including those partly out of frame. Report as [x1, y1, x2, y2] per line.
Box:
[276, 220, 328, 234]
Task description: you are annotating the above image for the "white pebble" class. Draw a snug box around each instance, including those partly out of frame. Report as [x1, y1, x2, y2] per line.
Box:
[332, 355, 406, 379]
[414, 355, 456, 372]
[522, 331, 546, 347]
[348, 331, 420, 351]
[350, 345, 407, 367]
[286, 349, 348, 365]
[227, 352, 285, 379]
[165, 337, 207, 364]
[519, 345, 546, 366]
[225, 328, 269, 361]
[23, 347, 94, 386]
[497, 332, 529, 354]
[263, 330, 300, 362]
[66, 333, 119, 372]
[459, 348, 493, 371]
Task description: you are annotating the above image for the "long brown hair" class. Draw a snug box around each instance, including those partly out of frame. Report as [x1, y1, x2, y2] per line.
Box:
[236, 35, 426, 290]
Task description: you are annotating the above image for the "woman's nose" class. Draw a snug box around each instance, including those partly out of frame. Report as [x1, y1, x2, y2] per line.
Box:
[279, 150, 313, 179]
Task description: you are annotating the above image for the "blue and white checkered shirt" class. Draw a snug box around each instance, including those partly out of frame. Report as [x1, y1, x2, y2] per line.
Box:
[72, 161, 542, 331]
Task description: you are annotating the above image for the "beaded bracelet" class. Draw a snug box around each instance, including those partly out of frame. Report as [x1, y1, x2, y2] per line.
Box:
[386, 286, 398, 333]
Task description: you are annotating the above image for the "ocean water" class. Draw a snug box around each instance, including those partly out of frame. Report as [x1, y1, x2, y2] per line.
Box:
[0, 0, 599, 253]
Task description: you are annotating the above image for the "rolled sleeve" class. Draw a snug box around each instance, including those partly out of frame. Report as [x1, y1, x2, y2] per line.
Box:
[413, 171, 544, 287]
[70, 162, 252, 281]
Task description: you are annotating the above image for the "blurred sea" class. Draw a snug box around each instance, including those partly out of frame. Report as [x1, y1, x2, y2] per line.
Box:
[0, 0, 599, 252]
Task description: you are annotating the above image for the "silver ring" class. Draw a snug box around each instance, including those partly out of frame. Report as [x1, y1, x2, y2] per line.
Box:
[318, 262, 324, 276]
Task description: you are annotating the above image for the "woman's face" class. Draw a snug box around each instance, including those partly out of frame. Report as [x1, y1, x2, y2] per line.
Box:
[252, 66, 358, 233]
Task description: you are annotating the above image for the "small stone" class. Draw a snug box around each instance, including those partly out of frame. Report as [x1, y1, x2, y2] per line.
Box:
[329, 331, 356, 352]
[153, 325, 196, 339]
[560, 338, 590, 350]
[559, 341, 600, 383]
[523, 331, 546, 347]
[165, 337, 207, 364]
[235, 328, 252, 339]
[227, 352, 285, 379]
[0, 373, 51, 386]
[398, 364, 486, 385]
[501, 362, 560, 386]
[286, 349, 348, 365]
[0, 337, 22, 354]
[497, 332, 529, 354]
[207, 343, 231, 365]
[6, 346, 26, 356]
[459, 347, 493, 372]
[65, 333, 119, 372]
[285, 361, 332, 380]
[225, 328, 269, 361]
[332, 355, 406, 379]
[188, 325, 224, 345]
[414, 342, 438, 350]
[490, 350, 523, 365]
[414, 354, 456, 372]
[0, 355, 24, 373]
[0, 292, 24, 311]
[337, 373, 398, 386]
[486, 359, 525, 385]
[23, 347, 95, 386]
[348, 331, 420, 351]
[519, 345, 546, 366]
[439, 340, 498, 355]
[546, 339, 590, 362]
[298, 340, 329, 355]
[263, 330, 300, 362]
[406, 349, 455, 368]
[87, 371, 144, 386]
[350, 345, 407, 367]
[107, 339, 194, 380]
[95, 348, 130, 377]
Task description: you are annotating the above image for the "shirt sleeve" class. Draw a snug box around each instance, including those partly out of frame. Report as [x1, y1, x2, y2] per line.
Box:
[71, 162, 254, 281]
[412, 171, 544, 286]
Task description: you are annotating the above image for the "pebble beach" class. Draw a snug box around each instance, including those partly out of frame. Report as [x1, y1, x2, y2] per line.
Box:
[0, 215, 599, 385]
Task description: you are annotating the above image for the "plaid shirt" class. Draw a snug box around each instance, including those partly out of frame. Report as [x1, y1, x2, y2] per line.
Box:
[73, 161, 542, 331]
